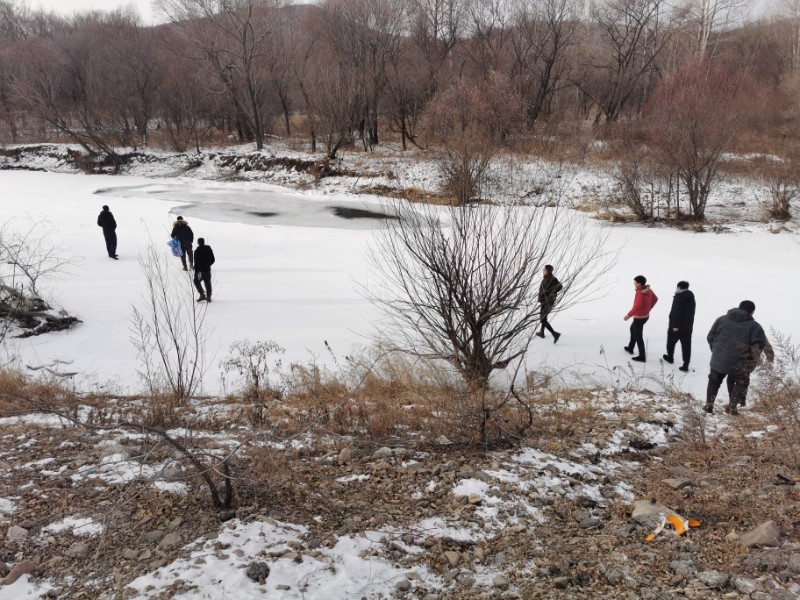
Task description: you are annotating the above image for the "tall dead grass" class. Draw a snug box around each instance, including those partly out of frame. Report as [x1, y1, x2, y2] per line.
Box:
[753, 334, 800, 469]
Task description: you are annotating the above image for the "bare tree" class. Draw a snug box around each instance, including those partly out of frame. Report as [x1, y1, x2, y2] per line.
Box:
[684, 0, 752, 57]
[576, 0, 682, 122]
[317, 0, 406, 149]
[407, 0, 468, 98]
[156, 41, 220, 152]
[368, 200, 613, 441]
[509, 0, 582, 125]
[7, 24, 124, 164]
[0, 0, 34, 143]
[130, 242, 209, 401]
[369, 201, 612, 389]
[773, 0, 800, 73]
[157, 0, 285, 150]
[463, 0, 515, 77]
[304, 61, 367, 158]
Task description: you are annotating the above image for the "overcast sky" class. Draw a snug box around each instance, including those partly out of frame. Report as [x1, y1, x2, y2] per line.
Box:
[33, 0, 159, 24]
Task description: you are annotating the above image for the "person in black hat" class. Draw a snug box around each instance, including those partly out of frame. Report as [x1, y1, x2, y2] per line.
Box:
[193, 237, 215, 302]
[97, 205, 118, 259]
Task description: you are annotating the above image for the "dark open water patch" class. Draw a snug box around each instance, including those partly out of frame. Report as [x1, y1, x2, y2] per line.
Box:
[330, 206, 399, 220]
[249, 211, 278, 218]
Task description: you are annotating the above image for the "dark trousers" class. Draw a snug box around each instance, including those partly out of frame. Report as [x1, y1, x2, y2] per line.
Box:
[180, 247, 194, 270]
[627, 317, 649, 357]
[707, 369, 749, 407]
[666, 329, 692, 366]
[540, 310, 556, 335]
[194, 270, 212, 297]
[102, 228, 117, 257]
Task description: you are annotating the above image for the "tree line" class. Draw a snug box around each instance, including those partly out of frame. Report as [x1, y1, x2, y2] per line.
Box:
[1, 0, 799, 216]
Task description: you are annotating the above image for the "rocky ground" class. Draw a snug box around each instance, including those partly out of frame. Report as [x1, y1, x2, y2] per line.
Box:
[1, 387, 798, 599]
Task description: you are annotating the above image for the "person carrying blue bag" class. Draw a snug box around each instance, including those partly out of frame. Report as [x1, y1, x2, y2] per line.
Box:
[170, 216, 194, 271]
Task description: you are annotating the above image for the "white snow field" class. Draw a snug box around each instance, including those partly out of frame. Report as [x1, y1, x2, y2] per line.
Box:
[0, 169, 798, 399]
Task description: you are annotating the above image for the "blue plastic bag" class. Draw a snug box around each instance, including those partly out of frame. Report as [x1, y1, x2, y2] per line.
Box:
[167, 237, 182, 257]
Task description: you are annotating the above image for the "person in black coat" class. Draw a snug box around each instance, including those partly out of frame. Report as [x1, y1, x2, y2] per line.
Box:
[663, 281, 696, 372]
[170, 216, 194, 271]
[97, 205, 118, 259]
[193, 237, 215, 302]
[705, 300, 767, 414]
[536, 264, 563, 343]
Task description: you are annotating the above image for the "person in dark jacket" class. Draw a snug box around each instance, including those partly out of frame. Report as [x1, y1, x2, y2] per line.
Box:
[663, 281, 696, 372]
[193, 237, 215, 302]
[97, 205, 118, 259]
[624, 275, 658, 362]
[705, 300, 767, 415]
[536, 264, 563, 343]
[170, 216, 194, 271]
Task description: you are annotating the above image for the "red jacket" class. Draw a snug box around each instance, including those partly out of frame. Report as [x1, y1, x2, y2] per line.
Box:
[627, 286, 658, 319]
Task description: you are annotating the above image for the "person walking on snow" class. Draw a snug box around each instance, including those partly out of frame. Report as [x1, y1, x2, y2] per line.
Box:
[624, 275, 658, 362]
[170, 216, 194, 271]
[705, 300, 768, 415]
[97, 205, 118, 259]
[536, 264, 563, 343]
[663, 281, 696, 372]
[193, 237, 215, 302]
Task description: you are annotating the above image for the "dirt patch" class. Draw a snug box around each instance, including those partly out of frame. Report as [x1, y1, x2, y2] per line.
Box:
[217, 154, 358, 179]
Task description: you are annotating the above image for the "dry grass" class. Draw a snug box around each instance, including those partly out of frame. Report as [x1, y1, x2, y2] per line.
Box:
[0, 367, 84, 419]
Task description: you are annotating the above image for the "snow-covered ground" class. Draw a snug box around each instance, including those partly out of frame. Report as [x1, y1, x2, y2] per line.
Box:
[0, 167, 797, 398]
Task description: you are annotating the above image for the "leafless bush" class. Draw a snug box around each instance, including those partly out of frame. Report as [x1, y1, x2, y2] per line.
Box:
[761, 162, 799, 221]
[0, 219, 75, 344]
[647, 59, 763, 221]
[0, 219, 72, 297]
[420, 73, 526, 204]
[221, 339, 284, 402]
[130, 242, 209, 402]
[613, 160, 656, 221]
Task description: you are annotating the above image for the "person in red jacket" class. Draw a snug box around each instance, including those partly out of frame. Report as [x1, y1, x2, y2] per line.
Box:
[623, 275, 658, 362]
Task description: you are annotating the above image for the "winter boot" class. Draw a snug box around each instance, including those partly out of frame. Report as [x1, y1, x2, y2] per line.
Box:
[679, 364, 689, 372]
[703, 402, 714, 414]
[196, 295, 207, 302]
[535, 331, 545, 338]
[631, 355, 646, 362]
[724, 403, 739, 416]
[662, 354, 674, 364]
[553, 332, 561, 344]
[624, 346, 634, 354]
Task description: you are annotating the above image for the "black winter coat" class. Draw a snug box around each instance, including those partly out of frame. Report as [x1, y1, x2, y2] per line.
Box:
[538, 274, 563, 311]
[668, 289, 696, 332]
[170, 221, 194, 247]
[707, 308, 766, 375]
[193, 245, 215, 271]
[97, 210, 116, 230]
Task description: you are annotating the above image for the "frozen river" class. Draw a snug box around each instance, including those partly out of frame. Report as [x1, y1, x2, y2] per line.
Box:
[1, 170, 798, 400]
